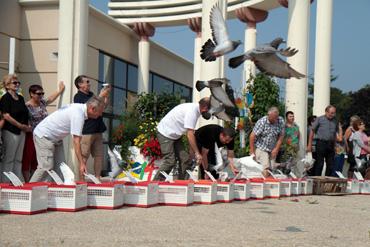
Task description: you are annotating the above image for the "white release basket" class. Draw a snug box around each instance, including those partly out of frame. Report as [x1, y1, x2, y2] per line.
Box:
[0, 182, 48, 215]
[193, 180, 217, 204]
[87, 183, 124, 209]
[300, 178, 313, 195]
[249, 178, 265, 200]
[291, 179, 301, 196]
[216, 182, 235, 203]
[279, 179, 292, 197]
[360, 180, 370, 194]
[158, 181, 194, 206]
[47, 182, 88, 212]
[346, 179, 361, 194]
[263, 178, 281, 199]
[233, 179, 250, 201]
[122, 181, 158, 208]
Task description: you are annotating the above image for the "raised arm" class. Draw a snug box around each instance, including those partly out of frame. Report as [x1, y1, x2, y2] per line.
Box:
[46, 81, 65, 105]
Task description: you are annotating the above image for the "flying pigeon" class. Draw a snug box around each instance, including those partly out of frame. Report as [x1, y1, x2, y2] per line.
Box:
[228, 37, 305, 79]
[196, 78, 235, 107]
[200, 4, 241, 62]
[208, 96, 232, 122]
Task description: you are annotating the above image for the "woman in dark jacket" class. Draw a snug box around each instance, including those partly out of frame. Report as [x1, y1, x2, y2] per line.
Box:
[0, 74, 31, 182]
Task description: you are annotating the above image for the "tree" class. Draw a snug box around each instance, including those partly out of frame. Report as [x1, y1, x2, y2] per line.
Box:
[343, 84, 370, 127]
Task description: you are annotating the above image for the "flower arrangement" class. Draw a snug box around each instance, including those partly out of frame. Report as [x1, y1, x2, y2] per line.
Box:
[141, 136, 162, 163]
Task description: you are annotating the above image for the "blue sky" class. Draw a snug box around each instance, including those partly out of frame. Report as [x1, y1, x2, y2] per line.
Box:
[90, 0, 370, 94]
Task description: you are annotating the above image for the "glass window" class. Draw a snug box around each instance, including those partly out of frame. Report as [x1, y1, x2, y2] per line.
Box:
[152, 75, 173, 94]
[112, 88, 126, 115]
[174, 83, 192, 102]
[127, 64, 138, 92]
[127, 91, 138, 111]
[114, 59, 127, 89]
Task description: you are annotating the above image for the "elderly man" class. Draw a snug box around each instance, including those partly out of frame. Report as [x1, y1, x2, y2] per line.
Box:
[73, 75, 110, 178]
[30, 96, 105, 182]
[307, 105, 338, 176]
[249, 107, 285, 177]
[153, 97, 210, 181]
[195, 125, 237, 179]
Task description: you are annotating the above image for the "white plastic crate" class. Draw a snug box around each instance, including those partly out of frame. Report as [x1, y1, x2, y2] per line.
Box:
[263, 178, 281, 199]
[249, 178, 265, 200]
[346, 180, 360, 194]
[193, 180, 217, 204]
[352, 172, 370, 195]
[203, 170, 234, 203]
[122, 181, 158, 207]
[233, 179, 250, 201]
[291, 179, 301, 196]
[0, 182, 48, 215]
[87, 183, 124, 209]
[300, 178, 313, 195]
[47, 182, 88, 212]
[279, 179, 292, 197]
[158, 181, 194, 206]
[216, 182, 234, 202]
[360, 180, 370, 194]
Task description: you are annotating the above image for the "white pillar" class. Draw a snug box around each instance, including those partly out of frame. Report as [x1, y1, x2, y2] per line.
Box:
[138, 37, 150, 94]
[8, 38, 15, 74]
[313, 0, 333, 116]
[58, 0, 88, 106]
[243, 22, 257, 83]
[192, 33, 202, 103]
[285, 0, 310, 175]
[57, 0, 88, 178]
[199, 0, 226, 126]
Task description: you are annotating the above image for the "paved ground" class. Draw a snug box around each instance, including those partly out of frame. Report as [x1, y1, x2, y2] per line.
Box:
[1, 195, 370, 247]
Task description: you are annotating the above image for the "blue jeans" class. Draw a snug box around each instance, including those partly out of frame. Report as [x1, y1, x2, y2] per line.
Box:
[332, 153, 345, 177]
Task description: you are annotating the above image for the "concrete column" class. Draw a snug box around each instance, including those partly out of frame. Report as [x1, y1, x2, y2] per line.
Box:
[8, 38, 15, 74]
[199, 0, 227, 126]
[132, 22, 155, 94]
[281, 0, 312, 175]
[313, 0, 333, 116]
[187, 17, 202, 103]
[235, 7, 268, 83]
[57, 0, 88, 178]
[235, 7, 268, 148]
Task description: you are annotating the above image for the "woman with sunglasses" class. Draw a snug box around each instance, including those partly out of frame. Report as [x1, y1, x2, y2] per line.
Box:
[0, 74, 31, 182]
[350, 119, 370, 178]
[22, 81, 65, 182]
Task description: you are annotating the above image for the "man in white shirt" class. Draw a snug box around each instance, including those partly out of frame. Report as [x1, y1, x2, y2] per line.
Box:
[30, 96, 105, 182]
[153, 97, 210, 180]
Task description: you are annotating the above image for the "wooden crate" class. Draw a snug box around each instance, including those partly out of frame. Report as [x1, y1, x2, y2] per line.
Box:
[311, 176, 348, 195]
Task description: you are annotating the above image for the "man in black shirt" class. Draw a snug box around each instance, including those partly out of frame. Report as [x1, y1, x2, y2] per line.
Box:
[195, 124, 237, 179]
[73, 75, 110, 178]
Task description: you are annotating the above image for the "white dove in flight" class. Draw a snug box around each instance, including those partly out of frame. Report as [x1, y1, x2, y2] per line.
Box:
[200, 4, 241, 62]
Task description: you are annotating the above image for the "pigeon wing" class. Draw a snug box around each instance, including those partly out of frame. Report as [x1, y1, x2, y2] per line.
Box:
[210, 86, 235, 107]
[210, 4, 229, 46]
[278, 47, 298, 57]
[253, 53, 305, 79]
[215, 111, 232, 122]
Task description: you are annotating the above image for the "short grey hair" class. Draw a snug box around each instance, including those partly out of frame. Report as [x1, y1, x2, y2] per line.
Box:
[86, 95, 104, 108]
[267, 106, 279, 114]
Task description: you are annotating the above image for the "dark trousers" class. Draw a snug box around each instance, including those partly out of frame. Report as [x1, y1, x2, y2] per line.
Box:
[314, 140, 335, 176]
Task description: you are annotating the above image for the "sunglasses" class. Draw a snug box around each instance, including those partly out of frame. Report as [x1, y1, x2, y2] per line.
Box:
[35, 92, 45, 96]
[11, 81, 21, 85]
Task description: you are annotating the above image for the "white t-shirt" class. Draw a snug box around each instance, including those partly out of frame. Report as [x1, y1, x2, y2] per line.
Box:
[157, 103, 200, 140]
[34, 104, 88, 142]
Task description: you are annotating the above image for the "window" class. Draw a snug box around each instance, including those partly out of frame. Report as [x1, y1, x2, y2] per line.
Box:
[127, 64, 138, 92]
